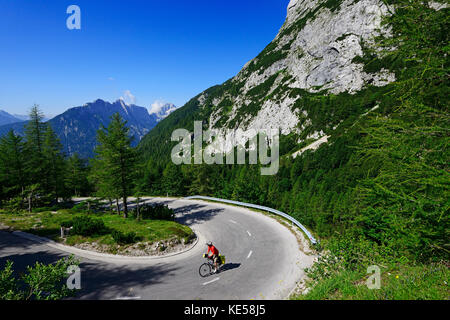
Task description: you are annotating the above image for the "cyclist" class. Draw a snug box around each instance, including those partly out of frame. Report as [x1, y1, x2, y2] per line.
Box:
[205, 241, 220, 273]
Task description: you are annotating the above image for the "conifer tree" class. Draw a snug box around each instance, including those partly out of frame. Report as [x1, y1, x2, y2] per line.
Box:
[42, 124, 65, 203]
[65, 154, 88, 197]
[24, 105, 47, 195]
[0, 130, 26, 200]
[94, 113, 137, 218]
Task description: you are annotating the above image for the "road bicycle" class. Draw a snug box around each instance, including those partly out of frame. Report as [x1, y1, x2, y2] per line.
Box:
[199, 255, 224, 277]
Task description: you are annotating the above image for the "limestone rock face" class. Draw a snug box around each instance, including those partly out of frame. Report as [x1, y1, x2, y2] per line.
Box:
[205, 0, 395, 152]
[139, 0, 397, 158]
[276, 0, 392, 94]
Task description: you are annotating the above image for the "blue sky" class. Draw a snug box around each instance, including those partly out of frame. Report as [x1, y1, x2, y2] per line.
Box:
[0, 0, 290, 117]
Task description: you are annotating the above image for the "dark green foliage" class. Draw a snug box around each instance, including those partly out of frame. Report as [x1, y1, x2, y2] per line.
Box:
[94, 113, 137, 218]
[245, 41, 290, 75]
[70, 202, 87, 213]
[247, 73, 279, 101]
[24, 105, 47, 196]
[70, 199, 104, 214]
[0, 130, 26, 201]
[42, 124, 66, 203]
[111, 230, 139, 244]
[60, 220, 73, 228]
[162, 162, 185, 196]
[1, 197, 24, 213]
[65, 154, 91, 197]
[0, 105, 92, 210]
[32, 206, 60, 213]
[70, 216, 108, 236]
[134, 204, 175, 221]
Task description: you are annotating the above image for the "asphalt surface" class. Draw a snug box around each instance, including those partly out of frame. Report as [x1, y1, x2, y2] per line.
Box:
[0, 198, 314, 300]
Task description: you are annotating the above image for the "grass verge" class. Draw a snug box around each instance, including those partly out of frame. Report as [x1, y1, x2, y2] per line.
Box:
[291, 262, 449, 300]
[0, 208, 195, 254]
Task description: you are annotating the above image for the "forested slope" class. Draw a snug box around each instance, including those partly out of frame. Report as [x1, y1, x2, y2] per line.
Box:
[136, 0, 449, 299]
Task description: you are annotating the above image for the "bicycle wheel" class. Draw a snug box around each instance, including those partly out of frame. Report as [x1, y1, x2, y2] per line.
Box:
[199, 263, 212, 277]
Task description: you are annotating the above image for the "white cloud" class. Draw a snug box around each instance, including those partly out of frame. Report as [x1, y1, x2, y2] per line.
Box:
[107, 77, 115, 81]
[120, 90, 136, 105]
[149, 99, 166, 114]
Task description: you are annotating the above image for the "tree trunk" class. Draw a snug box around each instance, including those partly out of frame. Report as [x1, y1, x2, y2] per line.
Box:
[28, 195, 32, 213]
[115, 198, 121, 215]
[108, 198, 113, 213]
[136, 197, 140, 221]
[122, 195, 128, 218]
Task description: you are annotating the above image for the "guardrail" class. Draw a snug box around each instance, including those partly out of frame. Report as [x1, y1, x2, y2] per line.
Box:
[184, 195, 317, 245]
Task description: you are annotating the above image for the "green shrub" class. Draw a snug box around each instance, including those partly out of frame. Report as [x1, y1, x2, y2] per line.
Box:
[71, 216, 107, 236]
[1, 256, 80, 300]
[60, 220, 73, 228]
[2, 197, 24, 213]
[70, 200, 106, 214]
[32, 206, 59, 213]
[71, 202, 87, 213]
[132, 204, 175, 221]
[111, 230, 138, 244]
[0, 261, 21, 299]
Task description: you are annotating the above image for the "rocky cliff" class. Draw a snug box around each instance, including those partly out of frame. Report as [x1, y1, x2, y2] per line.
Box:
[139, 0, 398, 161]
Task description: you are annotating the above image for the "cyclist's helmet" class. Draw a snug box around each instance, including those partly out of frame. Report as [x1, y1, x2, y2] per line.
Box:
[206, 241, 213, 246]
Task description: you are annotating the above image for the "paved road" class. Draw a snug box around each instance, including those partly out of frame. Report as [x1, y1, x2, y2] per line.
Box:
[0, 198, 314, 300]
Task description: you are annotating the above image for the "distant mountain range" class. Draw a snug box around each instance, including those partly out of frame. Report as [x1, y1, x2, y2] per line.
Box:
[0, 110, 23, 126]
[0, 99, 177, 158]
[0, 110, 53, 125]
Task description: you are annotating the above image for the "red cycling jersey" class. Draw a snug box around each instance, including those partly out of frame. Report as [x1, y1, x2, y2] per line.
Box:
[207, 245, 219, 255]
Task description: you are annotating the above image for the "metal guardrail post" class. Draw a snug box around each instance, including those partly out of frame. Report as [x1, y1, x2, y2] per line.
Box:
[184, 195, 317, 245]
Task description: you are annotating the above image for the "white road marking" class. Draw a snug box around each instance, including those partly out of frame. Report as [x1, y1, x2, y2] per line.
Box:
[247, 230, 252, 237]
[115, 296, 141, 300]
[247, 250, 253, 259]
[229, 219, 237, 224]
[203, 277, 220, 286]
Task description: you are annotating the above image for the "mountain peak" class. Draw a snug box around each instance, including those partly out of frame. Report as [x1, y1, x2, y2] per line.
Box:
[149, 102, 177, 120]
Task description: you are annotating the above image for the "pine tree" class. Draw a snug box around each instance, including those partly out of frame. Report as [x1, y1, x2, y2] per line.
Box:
[65, 154, 89, 197]
[94, 113, 137, 218]
[0, 130, 26, 200]
[42, 124, 66, 203]
[187, 164, 214, 196]
[88, 158, 118, 213]
[162, 162, 184, 196]
[24, 105, 47, 204]
[24, 106, 46, 173]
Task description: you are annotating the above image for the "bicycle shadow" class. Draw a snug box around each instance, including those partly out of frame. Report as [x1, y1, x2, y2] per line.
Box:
[219, 262, 241, 274]
[200, 262, 242, 278]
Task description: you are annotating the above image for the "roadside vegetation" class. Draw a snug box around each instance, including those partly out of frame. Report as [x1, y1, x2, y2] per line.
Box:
[0, 106, 194, 255]
[0, 201, 194, 254]
[0, 256, 79, 300]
